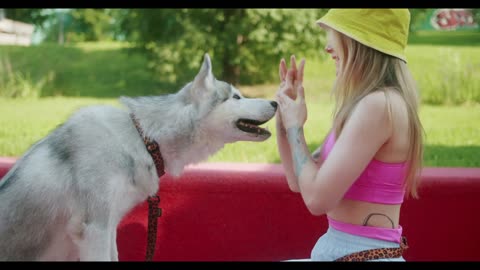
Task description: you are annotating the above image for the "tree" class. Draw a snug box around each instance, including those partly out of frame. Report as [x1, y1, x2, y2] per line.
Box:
[67, 9, 115, 42]
[3, 9, 50, 27]
[118, 9, 328, 88]
[409, 9, 430, 32]
[472, 9, 480, 27]
[40, 9, 117, 43]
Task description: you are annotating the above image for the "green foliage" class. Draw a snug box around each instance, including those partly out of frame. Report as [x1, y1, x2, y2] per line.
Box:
[2, 39, 479, 105]
[118, 9, 328, 88]
[474, 9, 480, 25]
[0, 72, 50, 98]
[0, 42, 479, 167]
[406, 43, 480, 105]
[42, 9, 118, 43]
[0, 43, 163, 98]
[0, 56, 54, 98]
[407, 31, 480, 105]
[3, 9, 50, 27]
[409, 30, 480, 46]
[409, 8, 431, 32]
[68, 9, 115, 42]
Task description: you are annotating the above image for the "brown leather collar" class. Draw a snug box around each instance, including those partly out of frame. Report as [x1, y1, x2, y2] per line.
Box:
[130, 113, 165, 177]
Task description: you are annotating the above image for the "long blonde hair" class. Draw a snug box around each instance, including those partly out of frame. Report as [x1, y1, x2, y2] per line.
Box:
[331, 30, 424, 199]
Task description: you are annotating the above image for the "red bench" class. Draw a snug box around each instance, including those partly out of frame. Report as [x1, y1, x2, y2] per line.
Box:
[1, 157, 479, 261]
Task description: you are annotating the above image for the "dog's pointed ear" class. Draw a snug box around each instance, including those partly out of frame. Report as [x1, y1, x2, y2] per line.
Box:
[192, 53, 215, 90]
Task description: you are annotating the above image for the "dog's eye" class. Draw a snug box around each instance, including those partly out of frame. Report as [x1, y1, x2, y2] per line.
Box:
[233, 94, 241, 100]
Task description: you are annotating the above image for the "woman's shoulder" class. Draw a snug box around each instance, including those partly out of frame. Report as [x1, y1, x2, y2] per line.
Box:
[354, 91, 390, 117]
[347, 90, 396, 138]
[353, 89, 409, 137]
[357, 88, 405, 112]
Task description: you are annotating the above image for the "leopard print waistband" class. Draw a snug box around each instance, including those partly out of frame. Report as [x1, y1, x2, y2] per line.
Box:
[334, 236, 408, 261]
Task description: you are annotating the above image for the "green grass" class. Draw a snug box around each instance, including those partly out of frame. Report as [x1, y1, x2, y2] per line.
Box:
[2, 33, 480, 104]
[0, 97, 120, 156]
[207, 97, 480, 168]
[0, 32, 479, 167]
[0, 96, 478, 168]
[409, 30, 480, 46]
[406, 45, 480, 105]
[0, 42, 167, 98]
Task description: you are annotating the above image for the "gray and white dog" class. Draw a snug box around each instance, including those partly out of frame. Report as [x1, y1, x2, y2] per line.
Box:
[0, 53, 277, 261]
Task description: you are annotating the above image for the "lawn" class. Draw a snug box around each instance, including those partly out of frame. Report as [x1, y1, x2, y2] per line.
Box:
[0, 42, 164, 98]
[0, 32, 479, 168]
[0, 95, 478, 167]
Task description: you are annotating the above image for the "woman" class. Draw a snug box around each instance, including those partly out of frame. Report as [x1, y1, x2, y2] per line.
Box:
[275, 9, 424, 261]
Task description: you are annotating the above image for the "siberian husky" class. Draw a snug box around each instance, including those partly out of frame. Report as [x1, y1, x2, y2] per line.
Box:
[0, 53, 278, 261]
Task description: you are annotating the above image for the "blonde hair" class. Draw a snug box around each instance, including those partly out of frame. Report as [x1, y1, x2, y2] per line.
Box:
[331, 30, 424, 199]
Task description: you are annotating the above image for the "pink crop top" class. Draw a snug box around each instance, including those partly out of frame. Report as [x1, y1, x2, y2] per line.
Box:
[320, 131, 407, 204]
[321, 131, 407, 243]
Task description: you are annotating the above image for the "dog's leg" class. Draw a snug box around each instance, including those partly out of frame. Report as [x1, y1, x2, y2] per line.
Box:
[77, 222, 111, 261]
[110, 227, 119, 261]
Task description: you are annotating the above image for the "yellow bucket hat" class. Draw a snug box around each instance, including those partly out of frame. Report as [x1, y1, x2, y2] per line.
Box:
[316, 9, 410, 63]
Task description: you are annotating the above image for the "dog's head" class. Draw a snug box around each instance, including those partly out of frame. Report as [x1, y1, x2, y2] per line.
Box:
[185, 53, 277, 143]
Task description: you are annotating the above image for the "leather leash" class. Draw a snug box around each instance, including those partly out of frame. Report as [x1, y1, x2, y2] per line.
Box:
[131, 114, 165, 261]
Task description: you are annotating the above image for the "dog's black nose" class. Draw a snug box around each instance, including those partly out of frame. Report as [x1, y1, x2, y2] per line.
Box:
[270, 101, 278, 109]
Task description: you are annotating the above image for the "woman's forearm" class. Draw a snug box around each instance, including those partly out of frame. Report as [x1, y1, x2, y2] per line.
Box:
[276, 117, 300, 192]
[285, 126, 318, 194]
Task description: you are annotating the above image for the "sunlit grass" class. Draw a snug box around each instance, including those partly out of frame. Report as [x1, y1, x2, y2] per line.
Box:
[0, 35, 479, 167]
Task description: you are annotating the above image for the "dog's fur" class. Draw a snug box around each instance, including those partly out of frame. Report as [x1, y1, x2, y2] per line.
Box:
[0, 54, 277, 261]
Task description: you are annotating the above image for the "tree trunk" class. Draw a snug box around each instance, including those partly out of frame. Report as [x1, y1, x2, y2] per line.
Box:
[221, 9, 245, 85]
[58, 12, 64, 45]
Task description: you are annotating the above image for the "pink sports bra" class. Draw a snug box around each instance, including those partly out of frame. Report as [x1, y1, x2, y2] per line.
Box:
[320, 131, 407, 204]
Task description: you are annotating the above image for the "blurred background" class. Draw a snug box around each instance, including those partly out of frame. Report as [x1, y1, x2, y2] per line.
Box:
[0, 8, 479, 167]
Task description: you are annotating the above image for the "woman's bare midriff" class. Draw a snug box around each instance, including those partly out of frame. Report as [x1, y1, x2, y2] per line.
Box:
[327, 199, 401, 229]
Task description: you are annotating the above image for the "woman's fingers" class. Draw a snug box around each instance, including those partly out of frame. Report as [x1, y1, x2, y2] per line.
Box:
[280, 55, 305, 82]
[286, 68, 295, 85]
[290, 55, 297, 75]
[297, 58, 305, 84]
[279, 55, 305, 102]
[276, 93, 285, 109]
[297, 85, 305, 103]
[284, 69, 297, 99]
[279, 58, 287, 82]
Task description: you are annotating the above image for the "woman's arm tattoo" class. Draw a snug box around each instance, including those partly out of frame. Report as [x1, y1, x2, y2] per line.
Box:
[287, 127, 308, 177]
